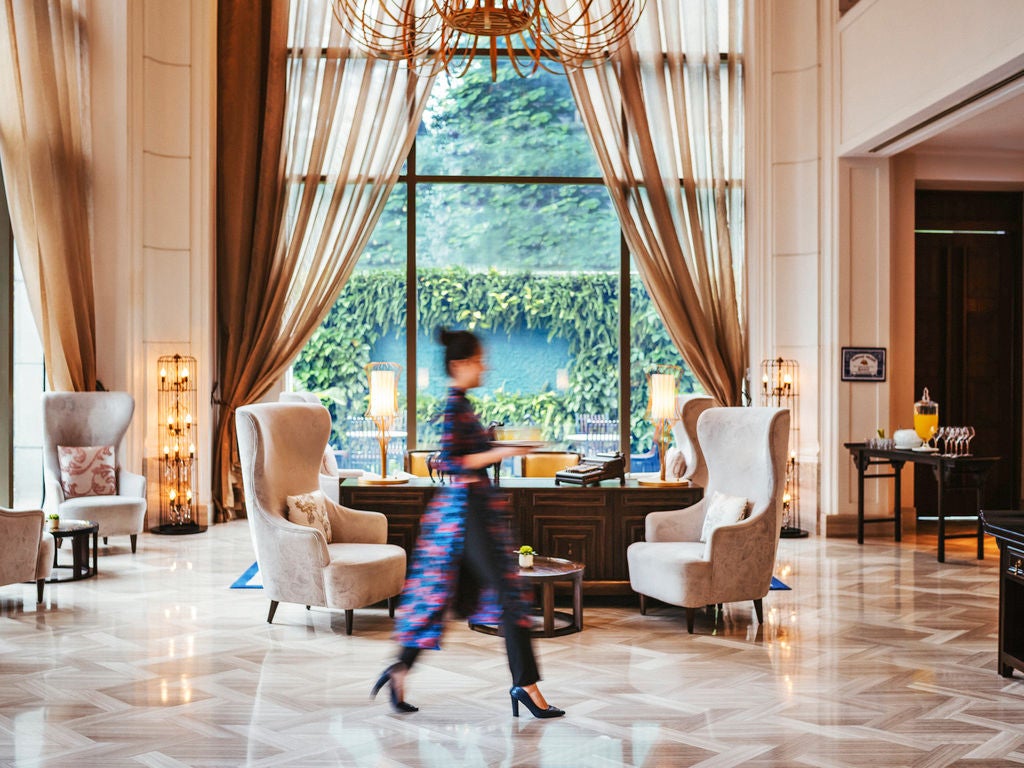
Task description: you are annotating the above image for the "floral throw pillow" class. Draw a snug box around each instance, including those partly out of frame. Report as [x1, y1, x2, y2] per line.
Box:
[285, 490, 332, 542]
[58, 445, 117, 498]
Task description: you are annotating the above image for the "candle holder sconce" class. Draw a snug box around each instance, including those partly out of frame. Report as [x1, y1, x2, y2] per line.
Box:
[152, 354, 205, 534]
[760, 357, 808, 538]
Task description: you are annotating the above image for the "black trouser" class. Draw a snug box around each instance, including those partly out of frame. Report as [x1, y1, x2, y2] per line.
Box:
[400, 504, 540, 687]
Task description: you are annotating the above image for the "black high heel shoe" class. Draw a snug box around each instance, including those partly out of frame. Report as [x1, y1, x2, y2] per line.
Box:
[371, 662, 418, 713]
[509, 686, 564, 719]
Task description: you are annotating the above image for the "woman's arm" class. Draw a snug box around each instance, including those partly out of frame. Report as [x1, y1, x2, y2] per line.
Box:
[459, 444, 532, 469]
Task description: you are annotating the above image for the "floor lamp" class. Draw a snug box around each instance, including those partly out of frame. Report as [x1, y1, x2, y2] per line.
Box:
[153, 354, 206, 534]
[760, 357, 808, 538]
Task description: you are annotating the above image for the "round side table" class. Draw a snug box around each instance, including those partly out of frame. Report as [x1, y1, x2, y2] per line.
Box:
[470, 555, 585, 638]
[47, 519, 99, 582]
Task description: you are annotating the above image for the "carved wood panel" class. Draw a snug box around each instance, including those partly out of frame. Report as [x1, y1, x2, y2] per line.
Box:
[616, 488, 699, 582]
[342, 485, 434, 553]
[517, 487, 613, 578]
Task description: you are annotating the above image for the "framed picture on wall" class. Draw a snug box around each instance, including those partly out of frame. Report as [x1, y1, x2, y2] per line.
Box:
[841, 347, 886, 382]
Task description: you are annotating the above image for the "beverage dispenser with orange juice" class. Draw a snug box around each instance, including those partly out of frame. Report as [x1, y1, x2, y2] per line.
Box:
[913, 388, 939, 442]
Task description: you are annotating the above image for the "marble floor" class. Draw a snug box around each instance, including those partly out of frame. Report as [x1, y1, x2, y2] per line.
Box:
[1, 519, 1023, 768]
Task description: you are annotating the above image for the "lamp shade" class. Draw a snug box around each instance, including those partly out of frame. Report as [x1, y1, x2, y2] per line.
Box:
[649, 372, 677, 420]
[368, 369, 397, 418]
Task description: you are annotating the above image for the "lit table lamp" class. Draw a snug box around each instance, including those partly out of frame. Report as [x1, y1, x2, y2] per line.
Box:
[638, 366, 688, 487]
[359, 362, 408, 486]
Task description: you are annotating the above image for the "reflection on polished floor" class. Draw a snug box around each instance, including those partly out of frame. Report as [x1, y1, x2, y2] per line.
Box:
[1, 520, 1023, 767]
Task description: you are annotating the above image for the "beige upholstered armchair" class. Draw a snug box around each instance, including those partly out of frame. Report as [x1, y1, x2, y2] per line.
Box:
[0, 508, 54, 604]
[235, 402, 406, 634]
[42, 392, 147, 553]
[627, 407, 790, 633]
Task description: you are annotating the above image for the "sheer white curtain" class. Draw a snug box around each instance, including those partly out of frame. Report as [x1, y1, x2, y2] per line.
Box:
[214, 0, 435, 515]
[562, 0, 745, 405]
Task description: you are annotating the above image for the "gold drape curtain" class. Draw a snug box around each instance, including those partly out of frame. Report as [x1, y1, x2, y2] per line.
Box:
[214, 0, 435, 516]
[563, 0, 746, 405]
[0, 0, 97, 392]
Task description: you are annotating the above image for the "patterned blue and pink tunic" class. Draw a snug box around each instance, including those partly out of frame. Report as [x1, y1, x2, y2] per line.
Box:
[394, 387, 531, 650]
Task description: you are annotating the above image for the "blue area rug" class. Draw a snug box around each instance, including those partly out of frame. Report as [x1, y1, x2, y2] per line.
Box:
[232, 562, 791, 592]
[230, 561, 262, 589]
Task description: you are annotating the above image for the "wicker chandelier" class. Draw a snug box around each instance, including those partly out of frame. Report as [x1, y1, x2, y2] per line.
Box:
[331, 0, 646, 79]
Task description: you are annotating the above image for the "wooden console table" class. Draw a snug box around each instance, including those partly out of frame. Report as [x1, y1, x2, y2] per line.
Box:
[844, 443, 999, 562]
[979, 511, 1024, 678]
[340, 477, 702, 595]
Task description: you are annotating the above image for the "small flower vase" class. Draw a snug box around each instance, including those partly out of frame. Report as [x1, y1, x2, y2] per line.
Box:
[48, 518, 59, 531]
[519, 553, 534, 569]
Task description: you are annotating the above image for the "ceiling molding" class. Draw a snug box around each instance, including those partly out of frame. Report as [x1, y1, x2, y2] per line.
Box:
[868, 68, 1024, 155]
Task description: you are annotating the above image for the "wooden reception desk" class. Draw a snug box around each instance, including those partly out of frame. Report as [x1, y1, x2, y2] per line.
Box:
[340, 477, 703, 595]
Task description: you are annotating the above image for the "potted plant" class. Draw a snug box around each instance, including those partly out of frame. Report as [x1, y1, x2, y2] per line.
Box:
[47, 513, 60, 531]
[517, 545, 535, 569]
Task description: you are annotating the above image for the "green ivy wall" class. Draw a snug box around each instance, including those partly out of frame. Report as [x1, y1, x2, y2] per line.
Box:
[293, 266, 699, 450]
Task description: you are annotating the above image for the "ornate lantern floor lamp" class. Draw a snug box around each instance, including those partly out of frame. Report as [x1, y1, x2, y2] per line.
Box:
[760, 357, 807, 538]
[153, 354, 205, 534]
[359, 362, 408, 486]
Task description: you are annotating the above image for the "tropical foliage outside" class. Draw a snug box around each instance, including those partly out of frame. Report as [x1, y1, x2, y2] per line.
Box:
[293, 267, 699, 452]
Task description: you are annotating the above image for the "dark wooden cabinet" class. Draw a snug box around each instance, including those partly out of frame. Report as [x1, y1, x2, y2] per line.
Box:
[340, 477, 702, 595]
[980, 512, 1024, 678]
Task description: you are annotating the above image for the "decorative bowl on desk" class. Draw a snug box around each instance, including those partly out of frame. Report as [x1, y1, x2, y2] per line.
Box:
[893, 429, 923, 450]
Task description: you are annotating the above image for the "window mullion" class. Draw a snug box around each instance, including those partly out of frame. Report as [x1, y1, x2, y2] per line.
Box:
[406, 141, 418, 449]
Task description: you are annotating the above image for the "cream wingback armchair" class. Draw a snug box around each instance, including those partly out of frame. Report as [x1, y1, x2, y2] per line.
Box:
[235, 402, 406, 634]
[627, 407, 790, 633]
[42, 392, 147, 553]
[0, 508, 54, 604]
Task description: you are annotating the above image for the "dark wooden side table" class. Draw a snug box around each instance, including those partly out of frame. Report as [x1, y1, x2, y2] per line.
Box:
[48, 519, 99, 582]
[470, 556, 585, 638]
[980, 511, 1024, 678]
[845, 443, 999, 562]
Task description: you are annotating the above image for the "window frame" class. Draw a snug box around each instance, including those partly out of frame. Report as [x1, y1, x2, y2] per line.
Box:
[292, 36, 741, 462]
[392, 128, 635, 455]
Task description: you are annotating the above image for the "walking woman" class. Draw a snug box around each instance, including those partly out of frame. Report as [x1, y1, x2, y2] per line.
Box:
[372, 328, 564, 719]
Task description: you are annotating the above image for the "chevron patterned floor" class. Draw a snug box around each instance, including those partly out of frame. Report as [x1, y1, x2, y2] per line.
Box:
[1, 519, 1023, 767]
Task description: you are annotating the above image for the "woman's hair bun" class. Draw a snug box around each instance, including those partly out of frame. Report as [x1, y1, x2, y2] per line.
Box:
[438, 327, 481, 375]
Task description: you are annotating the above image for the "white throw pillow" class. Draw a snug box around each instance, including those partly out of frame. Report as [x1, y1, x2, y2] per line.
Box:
[699, 491, 750, 543]
[286, 490, 332, 542]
